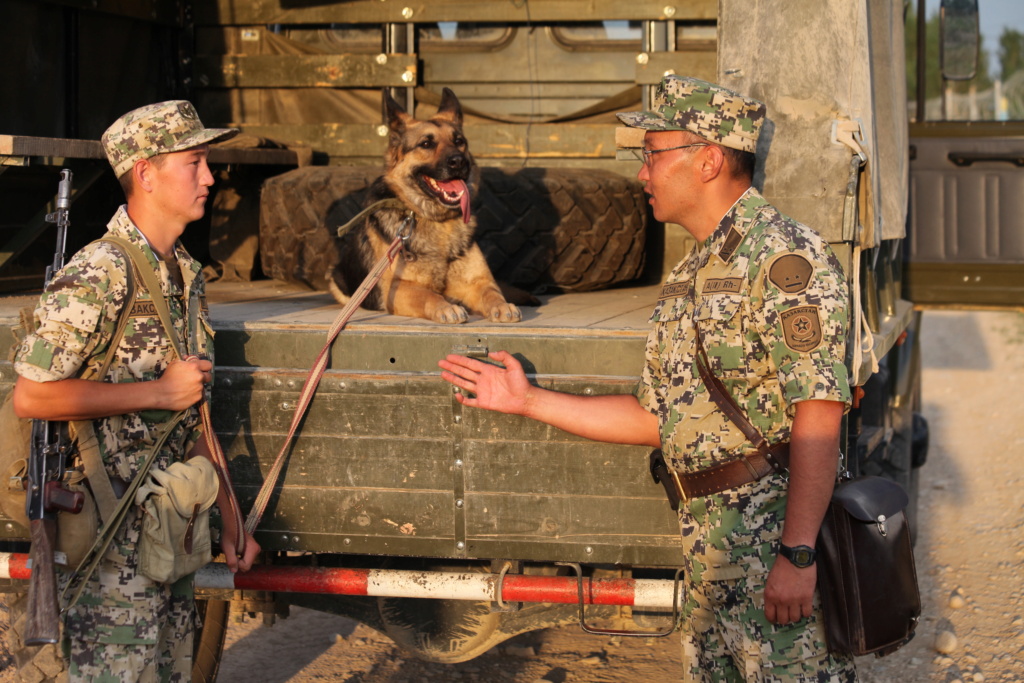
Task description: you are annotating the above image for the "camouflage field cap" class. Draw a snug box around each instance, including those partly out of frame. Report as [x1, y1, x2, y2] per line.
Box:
[617, 75, 766, 153]
[102, 100, 238, 178]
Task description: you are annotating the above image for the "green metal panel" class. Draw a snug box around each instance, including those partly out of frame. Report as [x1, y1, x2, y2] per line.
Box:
[234, 123, 619, 159]
[636, 51, 716, 84]
[195, 0, 716, 25]
[194, 54, 419, 88]
[213, 366, 684, 566]
[904, 263, 1024, 309]
[232, 122, 619, 159]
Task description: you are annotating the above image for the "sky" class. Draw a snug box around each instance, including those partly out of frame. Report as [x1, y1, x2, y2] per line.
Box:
[956, 0, 1023, 50]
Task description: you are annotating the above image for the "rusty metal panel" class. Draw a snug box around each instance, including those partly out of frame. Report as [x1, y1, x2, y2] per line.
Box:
[195, 54, 418, 89]
[196, 1, 715, 26]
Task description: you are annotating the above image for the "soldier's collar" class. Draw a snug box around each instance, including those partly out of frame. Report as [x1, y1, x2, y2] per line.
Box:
[707, 187, 768, 264]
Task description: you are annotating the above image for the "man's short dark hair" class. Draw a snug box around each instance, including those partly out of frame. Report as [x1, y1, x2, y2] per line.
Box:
[721, 146, 756, 181]
[117, 153, 167, 197]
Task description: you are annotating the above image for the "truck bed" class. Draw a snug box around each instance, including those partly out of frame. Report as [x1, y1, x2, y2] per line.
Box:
[1, 280, 685, 567]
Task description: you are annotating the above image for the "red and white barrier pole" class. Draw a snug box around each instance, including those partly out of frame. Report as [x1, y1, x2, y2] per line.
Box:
[0, 552, 679, 609]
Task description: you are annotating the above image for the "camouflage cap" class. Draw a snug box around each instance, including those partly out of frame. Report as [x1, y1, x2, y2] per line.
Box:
[101, 100, 238, 178]
[617, 75, 766, 153]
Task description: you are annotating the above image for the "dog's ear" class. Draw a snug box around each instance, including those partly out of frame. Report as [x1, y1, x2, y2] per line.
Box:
[435, 87, 464, 127]
[383, 89, 410, 135]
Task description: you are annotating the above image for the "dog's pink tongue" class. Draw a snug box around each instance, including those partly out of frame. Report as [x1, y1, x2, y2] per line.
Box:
[438, 178, 471, 223]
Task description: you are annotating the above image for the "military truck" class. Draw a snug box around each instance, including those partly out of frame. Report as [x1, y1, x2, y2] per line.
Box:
[2, 0, 1022, 680]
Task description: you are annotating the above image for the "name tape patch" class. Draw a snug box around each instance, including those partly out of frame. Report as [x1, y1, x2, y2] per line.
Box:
[659, 282, 689, 300]
[702, 278, 742, 294]
[130, 300, 158, 317]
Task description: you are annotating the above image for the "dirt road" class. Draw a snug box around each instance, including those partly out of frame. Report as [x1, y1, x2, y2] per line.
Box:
[3, 310, 1023, 681]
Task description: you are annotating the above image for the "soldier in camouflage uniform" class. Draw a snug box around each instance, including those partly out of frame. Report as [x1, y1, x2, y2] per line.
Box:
[12, 100, 260, 681]
[439, 75, 855, 681]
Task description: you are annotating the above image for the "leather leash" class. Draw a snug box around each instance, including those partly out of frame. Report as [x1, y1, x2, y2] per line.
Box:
[243, 204, 414, 535]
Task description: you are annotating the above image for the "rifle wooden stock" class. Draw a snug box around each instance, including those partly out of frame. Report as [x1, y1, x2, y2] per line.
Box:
[25, 517, 60, 645]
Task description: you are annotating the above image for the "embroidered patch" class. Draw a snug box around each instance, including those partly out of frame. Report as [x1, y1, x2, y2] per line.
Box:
[781, 305, 823, 352]
[768, 254, 813, 294]
[702, 277, 742, 294]
[130, 300, 158, 317]
[659, 282, 690, 300]
[718, 228, 744, 262]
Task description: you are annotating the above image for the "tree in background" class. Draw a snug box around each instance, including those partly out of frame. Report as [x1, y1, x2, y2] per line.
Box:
[998, 28, 1024, 81]
[904, 4, 1013, 120]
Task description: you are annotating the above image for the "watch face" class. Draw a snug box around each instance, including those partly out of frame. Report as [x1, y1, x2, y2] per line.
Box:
[782, 544, 816, 567]
[793, 548, 814, 566]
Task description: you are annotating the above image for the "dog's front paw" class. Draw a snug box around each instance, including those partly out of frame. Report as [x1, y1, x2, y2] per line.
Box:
[487, 303, 522, 323]
[432, 303, 469, 324]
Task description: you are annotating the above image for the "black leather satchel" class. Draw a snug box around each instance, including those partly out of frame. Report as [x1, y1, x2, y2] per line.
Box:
[816, 475, 921, 656]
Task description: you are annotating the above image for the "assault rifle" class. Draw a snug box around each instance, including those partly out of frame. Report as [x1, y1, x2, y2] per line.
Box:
[24, 169, 85, 645]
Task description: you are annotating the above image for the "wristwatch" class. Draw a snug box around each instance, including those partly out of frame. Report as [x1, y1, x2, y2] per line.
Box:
[779, 543, 817, 568]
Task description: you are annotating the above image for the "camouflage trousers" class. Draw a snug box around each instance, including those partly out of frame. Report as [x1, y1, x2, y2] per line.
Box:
[678, 569, 856, 682]
[58, 557, 196, 682]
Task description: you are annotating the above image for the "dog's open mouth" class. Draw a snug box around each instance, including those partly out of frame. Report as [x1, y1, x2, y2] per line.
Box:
[423, 176, 471, 224]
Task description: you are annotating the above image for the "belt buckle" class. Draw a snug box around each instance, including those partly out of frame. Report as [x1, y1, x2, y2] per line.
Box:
[670, 469, 689, 505]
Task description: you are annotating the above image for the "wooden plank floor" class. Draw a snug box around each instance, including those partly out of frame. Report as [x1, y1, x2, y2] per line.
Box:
[201, 280, 661, 334]
[2, 279, 661, 335]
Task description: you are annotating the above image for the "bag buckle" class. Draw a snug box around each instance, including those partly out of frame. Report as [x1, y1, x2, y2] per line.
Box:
[183, 503, 200, 554]
[875, 514, 888, 537]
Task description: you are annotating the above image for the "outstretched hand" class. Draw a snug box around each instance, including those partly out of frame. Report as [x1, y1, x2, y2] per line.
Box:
[438, 351, 532, 416]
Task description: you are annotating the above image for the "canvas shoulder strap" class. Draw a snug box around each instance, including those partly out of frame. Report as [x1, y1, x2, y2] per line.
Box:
[99, 235, 248, 556]
[70, 238, 139, 523]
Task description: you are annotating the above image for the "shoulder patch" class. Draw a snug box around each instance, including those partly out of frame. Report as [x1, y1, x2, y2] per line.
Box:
[781, 305, 823, 352]
[718, 228, 744, 262]
[768, 254, 813, 294]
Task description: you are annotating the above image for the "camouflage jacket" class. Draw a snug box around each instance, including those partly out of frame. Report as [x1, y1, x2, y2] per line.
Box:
[636, 188, 850, 571]
[15, 205, 214, 483]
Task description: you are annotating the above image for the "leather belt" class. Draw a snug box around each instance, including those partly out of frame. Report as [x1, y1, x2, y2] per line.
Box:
[650, 443, 790, 511]
[649, 322, 794, 511]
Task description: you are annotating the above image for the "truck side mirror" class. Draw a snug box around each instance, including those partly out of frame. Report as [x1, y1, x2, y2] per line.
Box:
[940, 0, 980, 81]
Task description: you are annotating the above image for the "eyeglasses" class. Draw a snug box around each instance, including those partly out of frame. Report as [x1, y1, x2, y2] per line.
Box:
[633, 143, 708, 166]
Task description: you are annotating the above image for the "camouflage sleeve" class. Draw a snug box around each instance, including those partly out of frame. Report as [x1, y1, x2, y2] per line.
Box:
[753, 243, 852, 415]
[14, 244, 129, 383]
[635, 326, 663, 414]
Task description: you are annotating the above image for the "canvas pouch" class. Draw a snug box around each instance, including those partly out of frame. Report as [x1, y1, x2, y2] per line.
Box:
[135, 455, 219, 584]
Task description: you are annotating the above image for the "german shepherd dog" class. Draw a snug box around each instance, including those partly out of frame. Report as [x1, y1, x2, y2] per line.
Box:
[328, 88, 521, 324]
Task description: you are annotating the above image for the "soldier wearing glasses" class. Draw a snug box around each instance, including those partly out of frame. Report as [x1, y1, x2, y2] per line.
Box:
[440, 75, 854, 681]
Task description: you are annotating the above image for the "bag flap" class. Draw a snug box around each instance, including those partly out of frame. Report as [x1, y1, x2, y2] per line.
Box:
[832, 475, 909, 521]
[137, 457, 219, 515]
